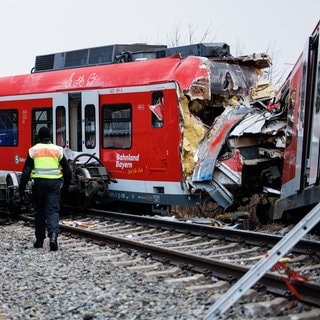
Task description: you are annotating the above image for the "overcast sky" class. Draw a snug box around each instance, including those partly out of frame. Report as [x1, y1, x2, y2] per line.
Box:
[1, 0, 319, 85]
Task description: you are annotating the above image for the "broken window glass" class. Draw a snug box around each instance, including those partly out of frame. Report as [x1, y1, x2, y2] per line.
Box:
[150, 92, 164, 128]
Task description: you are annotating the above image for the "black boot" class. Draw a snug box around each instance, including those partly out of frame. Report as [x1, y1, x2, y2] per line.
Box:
[49, 233, 58, 251]
[33, 239, 44, 248]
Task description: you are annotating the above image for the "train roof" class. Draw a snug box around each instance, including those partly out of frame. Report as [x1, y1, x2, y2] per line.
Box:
[32, 43, 231, 73]
[0, 39, 271, 100]
[0, 55, 210, 97]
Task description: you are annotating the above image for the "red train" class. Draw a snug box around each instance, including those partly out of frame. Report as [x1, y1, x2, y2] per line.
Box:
[270, 20, 320, 219]
[0, 22, 319, 221]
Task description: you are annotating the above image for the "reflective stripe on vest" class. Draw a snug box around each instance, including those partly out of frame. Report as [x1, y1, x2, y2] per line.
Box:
[29, 143, 63, 179]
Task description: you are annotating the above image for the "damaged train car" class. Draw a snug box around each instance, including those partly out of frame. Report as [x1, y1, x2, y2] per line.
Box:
[177, 51, 281, 220]
[184, 20, 320, 222]
[2, 32, 317, 222]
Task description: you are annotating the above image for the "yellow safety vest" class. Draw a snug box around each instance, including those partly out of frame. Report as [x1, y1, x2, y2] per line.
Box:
[29, 143, 63, 179]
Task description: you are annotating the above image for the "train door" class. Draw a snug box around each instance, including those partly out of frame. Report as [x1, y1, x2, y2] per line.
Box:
[149, 91, 167, 177]
[53, 93, 69, 147]
[147, 88, 184, 183]
[53, 91, 99, 157]
[81, 91, 99, 157]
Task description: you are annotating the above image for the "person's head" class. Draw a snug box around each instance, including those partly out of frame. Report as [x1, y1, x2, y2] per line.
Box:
[37, 126, 51, 143]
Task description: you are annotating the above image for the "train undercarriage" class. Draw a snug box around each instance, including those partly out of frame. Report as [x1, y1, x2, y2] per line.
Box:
[1, 153, 113, 214]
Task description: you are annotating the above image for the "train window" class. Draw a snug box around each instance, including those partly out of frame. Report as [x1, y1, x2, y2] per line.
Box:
[85, 104, 96, 149]
[32, 108, 52, 145]
[151, 92, 164, 128]
[0, 110, 18, 146]
[56, 106, 66, 147]
[102, 104, 131, 149]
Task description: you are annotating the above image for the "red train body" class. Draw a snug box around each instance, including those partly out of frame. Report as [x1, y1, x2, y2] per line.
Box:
[0, 23, 319, 221]
[0, 54, 217, 210]
[271, 20, 320, 219]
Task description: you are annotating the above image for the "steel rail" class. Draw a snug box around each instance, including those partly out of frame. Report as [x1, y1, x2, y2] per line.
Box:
[88, 208, 320, 256]
[20, 213, 320, 307]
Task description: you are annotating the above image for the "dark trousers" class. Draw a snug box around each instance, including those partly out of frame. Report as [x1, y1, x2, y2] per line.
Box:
[32, 179, 62, 240]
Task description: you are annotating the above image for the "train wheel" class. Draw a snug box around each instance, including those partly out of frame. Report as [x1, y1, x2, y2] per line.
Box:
[70, 153, 110, 210]
[76, 190, 90, 210]
[6, 173, 21, 214]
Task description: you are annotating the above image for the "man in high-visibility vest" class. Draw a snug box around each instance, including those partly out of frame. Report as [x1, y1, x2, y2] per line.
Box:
[19, 126, 72, 251]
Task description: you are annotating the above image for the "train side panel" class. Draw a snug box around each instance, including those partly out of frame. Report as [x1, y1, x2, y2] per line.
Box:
[272, 21, 320, 219]
[280, 55, 305, 192]
[98, 84, 197, 206]
[0, 97, 52, 172]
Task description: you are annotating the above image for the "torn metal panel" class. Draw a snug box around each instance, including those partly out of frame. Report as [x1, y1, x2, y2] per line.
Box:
[192, 104, 251, 182]
[258, 147, 283, 159]
[182, 55, 268, 101]
[229, 111, 270, 136]
[193, 142, 244, 209]
[215, 149, 243, 185]
[192, 180, 234, 210]
[214, 160, 242, 185]
[275, 136, 286, 148]
[263, 186, 281, 195]
[178, 52, 277, 210]
[176, 56, 212, 100]
[186, 76, 211, 100]
[208, 61, 260, 96]
[260, 120, 287, 135]
[211, 52, 272, 70]
[228, 136, 260, 148]
[228, 109, 286, 148]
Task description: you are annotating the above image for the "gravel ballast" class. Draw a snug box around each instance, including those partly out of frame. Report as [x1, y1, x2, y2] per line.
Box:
[0, 221, 211, 319]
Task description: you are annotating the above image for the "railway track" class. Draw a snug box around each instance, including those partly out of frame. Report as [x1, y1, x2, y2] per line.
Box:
[16, 208, 320, 319]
